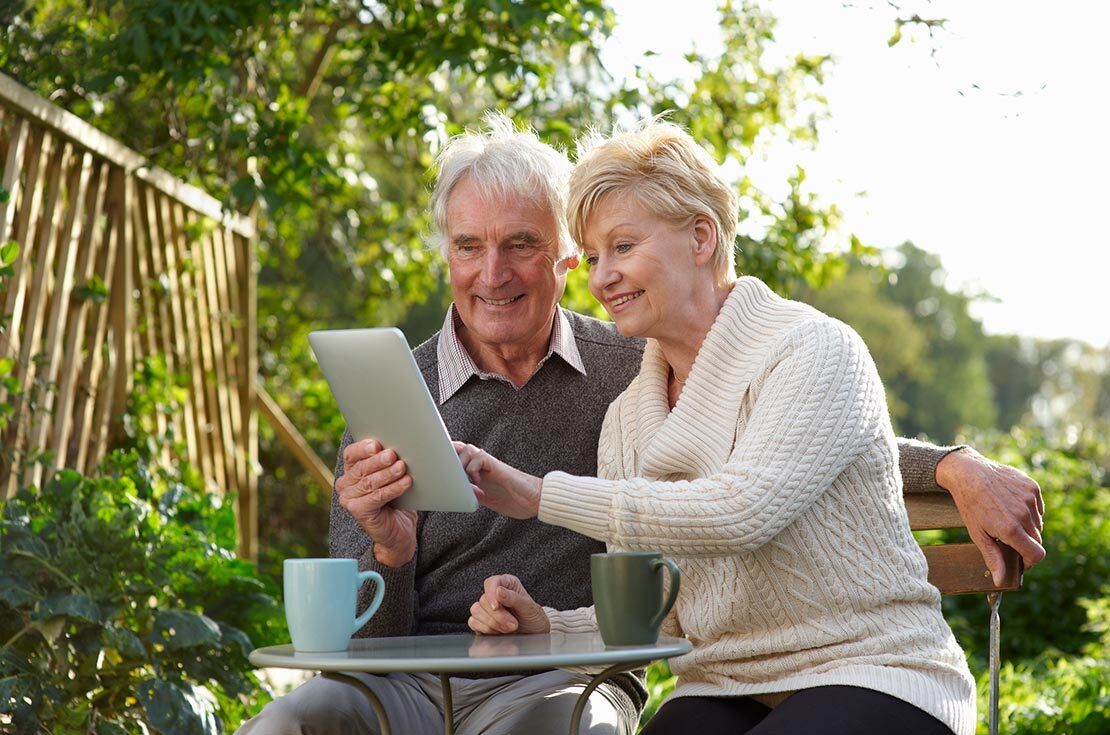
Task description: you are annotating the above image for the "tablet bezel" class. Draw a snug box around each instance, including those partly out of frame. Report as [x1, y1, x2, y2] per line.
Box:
[308, 327, 478, 513]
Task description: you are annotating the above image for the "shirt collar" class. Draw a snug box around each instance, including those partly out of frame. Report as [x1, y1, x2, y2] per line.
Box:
[435, 304, 586, 404]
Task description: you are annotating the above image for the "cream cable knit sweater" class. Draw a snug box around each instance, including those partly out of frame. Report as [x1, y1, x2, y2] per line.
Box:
[538, 277, 975, 735]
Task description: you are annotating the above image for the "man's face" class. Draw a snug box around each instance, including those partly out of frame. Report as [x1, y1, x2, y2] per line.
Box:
[446, 177, 575, 356]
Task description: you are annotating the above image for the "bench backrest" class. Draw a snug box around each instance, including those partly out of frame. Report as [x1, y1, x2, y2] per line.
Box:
[904, 493, 1023, 595]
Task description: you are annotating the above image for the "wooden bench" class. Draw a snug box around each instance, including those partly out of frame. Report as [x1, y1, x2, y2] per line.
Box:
[905, 492, 1024, 735]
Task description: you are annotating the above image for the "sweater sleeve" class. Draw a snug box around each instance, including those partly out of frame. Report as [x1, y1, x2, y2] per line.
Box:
[329, 429, 419, 637]
[897, 438, 966, 494]
[540, 319, 886, 557]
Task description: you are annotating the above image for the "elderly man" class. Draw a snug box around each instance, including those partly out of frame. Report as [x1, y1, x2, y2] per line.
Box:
[239, 114, 1044, 735]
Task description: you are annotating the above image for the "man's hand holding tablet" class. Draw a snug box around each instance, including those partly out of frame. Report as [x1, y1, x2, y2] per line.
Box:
[309, 328, 479, 566]
[335, 438, 419, 567]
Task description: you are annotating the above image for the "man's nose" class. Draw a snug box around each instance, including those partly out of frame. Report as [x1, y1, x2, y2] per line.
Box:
[481, 249, 511, 286]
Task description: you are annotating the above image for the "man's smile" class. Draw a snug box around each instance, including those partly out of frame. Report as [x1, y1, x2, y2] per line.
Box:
[479, 295, 525, 306]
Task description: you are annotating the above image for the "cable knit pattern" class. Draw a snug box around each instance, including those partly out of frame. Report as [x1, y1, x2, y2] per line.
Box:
[538, 277, 975, 735]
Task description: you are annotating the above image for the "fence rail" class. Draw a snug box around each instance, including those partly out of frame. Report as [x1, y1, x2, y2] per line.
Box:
[0, 72, 260, 558]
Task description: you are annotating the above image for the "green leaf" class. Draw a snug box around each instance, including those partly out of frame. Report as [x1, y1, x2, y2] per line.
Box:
[0, 241, 16, 265]
[104, 625, 147, 659]
[136, 679, 219, 735]
[217, 622, 253, 657]
[0, 357, 12, 376]
[152, 609, 221, 649]
[96, 720, 132, 735]
[73, 274, 109, 304]
[0, 674, 35, 705]
[0, 576, 36, 608]
[34, 593, 101, 623]
[29, 617, 65, 643]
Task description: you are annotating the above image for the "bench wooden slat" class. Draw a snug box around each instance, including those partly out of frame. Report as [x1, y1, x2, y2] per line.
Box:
[923, 543, 1022, 595]
[905, 492, 965, 530]
[904, 491, 1023, 595]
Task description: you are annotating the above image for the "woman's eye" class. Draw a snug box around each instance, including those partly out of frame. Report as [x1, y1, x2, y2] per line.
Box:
[615, 242, 633, 253]
[584, 255, 598, 266]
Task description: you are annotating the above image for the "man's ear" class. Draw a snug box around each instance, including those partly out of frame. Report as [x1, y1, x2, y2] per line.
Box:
[557, 255, 581, 274]
[692, 215, 718, 267]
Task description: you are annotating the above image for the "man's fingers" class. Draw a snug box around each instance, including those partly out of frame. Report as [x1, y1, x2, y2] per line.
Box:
[348, 450, 398, 481]
[342, 474, 412, 511]
[361, 460, 407, 494]
[343, 438, 383, 467]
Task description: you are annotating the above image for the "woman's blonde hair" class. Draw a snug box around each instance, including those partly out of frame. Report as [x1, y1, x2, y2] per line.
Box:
[568, 119, 738, 285]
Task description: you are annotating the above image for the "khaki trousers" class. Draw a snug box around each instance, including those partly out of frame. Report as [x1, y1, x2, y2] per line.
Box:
[236, 669, 636, 735]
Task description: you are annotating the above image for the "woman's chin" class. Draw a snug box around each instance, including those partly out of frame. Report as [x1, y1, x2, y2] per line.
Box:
[612, 317, 645, 338]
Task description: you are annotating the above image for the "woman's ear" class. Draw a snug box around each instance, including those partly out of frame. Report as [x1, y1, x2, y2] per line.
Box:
[691, 215, 718, 267]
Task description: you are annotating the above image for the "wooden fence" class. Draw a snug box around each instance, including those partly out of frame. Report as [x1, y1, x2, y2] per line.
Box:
[0, 72, 262, 558]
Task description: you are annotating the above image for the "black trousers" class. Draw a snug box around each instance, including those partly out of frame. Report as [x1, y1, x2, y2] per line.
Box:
[641, 686, 955, 735]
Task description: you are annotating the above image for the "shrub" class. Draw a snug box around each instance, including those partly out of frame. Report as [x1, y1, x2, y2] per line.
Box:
[985, 592, 1110, 735]
[0, 450, 285, 734]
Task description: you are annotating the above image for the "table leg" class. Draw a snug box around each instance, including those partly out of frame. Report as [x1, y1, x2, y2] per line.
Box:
[569, 662, 646, 735]
[321, 671, 392, 735]
[439, 672, 455, 735]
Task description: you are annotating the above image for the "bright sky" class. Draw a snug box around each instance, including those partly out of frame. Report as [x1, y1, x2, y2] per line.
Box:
[603, 0, 1110, 348]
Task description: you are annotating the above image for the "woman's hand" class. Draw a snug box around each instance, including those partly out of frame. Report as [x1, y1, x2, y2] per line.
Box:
[468, 574, 551, 635]
[453, 442, 543, 519]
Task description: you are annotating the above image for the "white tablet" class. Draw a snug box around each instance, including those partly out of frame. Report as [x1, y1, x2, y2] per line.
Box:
[308, 327, 478, 513]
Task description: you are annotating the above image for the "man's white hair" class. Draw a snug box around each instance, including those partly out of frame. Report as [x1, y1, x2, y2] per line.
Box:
[428, 111, 576, 260]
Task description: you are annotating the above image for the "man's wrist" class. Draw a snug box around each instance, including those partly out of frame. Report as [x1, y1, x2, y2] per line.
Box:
[935, 446, 974, 492]
[373, 543, 415, 568]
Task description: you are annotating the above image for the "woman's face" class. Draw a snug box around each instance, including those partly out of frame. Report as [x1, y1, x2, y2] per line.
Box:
[581, 193, 705, 340]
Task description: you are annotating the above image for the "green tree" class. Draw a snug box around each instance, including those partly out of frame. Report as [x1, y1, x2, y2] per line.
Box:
[878, 243, 996, 441]
[984, 335, 1044, 431]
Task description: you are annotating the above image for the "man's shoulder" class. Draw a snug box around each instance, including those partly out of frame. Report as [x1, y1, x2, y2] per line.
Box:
[563, 308, 645, 355]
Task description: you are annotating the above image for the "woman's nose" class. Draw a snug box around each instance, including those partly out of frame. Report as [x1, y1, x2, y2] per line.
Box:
[588, 258, 619, 292]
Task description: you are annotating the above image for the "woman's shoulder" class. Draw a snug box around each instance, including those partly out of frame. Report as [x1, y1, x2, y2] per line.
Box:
[728, 279, 864, 359]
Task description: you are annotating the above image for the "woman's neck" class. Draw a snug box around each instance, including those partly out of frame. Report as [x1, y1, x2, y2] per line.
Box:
[657, 280, 733, 384]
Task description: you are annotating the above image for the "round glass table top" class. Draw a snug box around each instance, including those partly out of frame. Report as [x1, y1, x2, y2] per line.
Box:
[249, 631, 691, 673]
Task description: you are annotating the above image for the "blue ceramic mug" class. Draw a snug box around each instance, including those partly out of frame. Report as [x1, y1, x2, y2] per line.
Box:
[284, 558, 385, 652]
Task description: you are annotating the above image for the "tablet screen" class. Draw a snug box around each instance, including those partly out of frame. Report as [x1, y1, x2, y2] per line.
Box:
[308, 328, 478, 513]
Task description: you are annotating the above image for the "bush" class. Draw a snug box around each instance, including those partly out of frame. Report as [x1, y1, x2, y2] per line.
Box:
[986, 592, 1110, 735]
[0, 450, 285, 734]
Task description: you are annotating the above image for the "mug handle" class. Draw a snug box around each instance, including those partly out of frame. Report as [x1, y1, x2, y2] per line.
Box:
[649, 557, 681, 631]
[352, 570, 386, 633]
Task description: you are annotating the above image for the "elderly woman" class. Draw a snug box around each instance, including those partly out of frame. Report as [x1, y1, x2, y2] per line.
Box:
[455, 121, 975, 735]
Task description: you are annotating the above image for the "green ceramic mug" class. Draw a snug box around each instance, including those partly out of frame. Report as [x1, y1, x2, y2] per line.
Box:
[591, 551, 680, 646]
